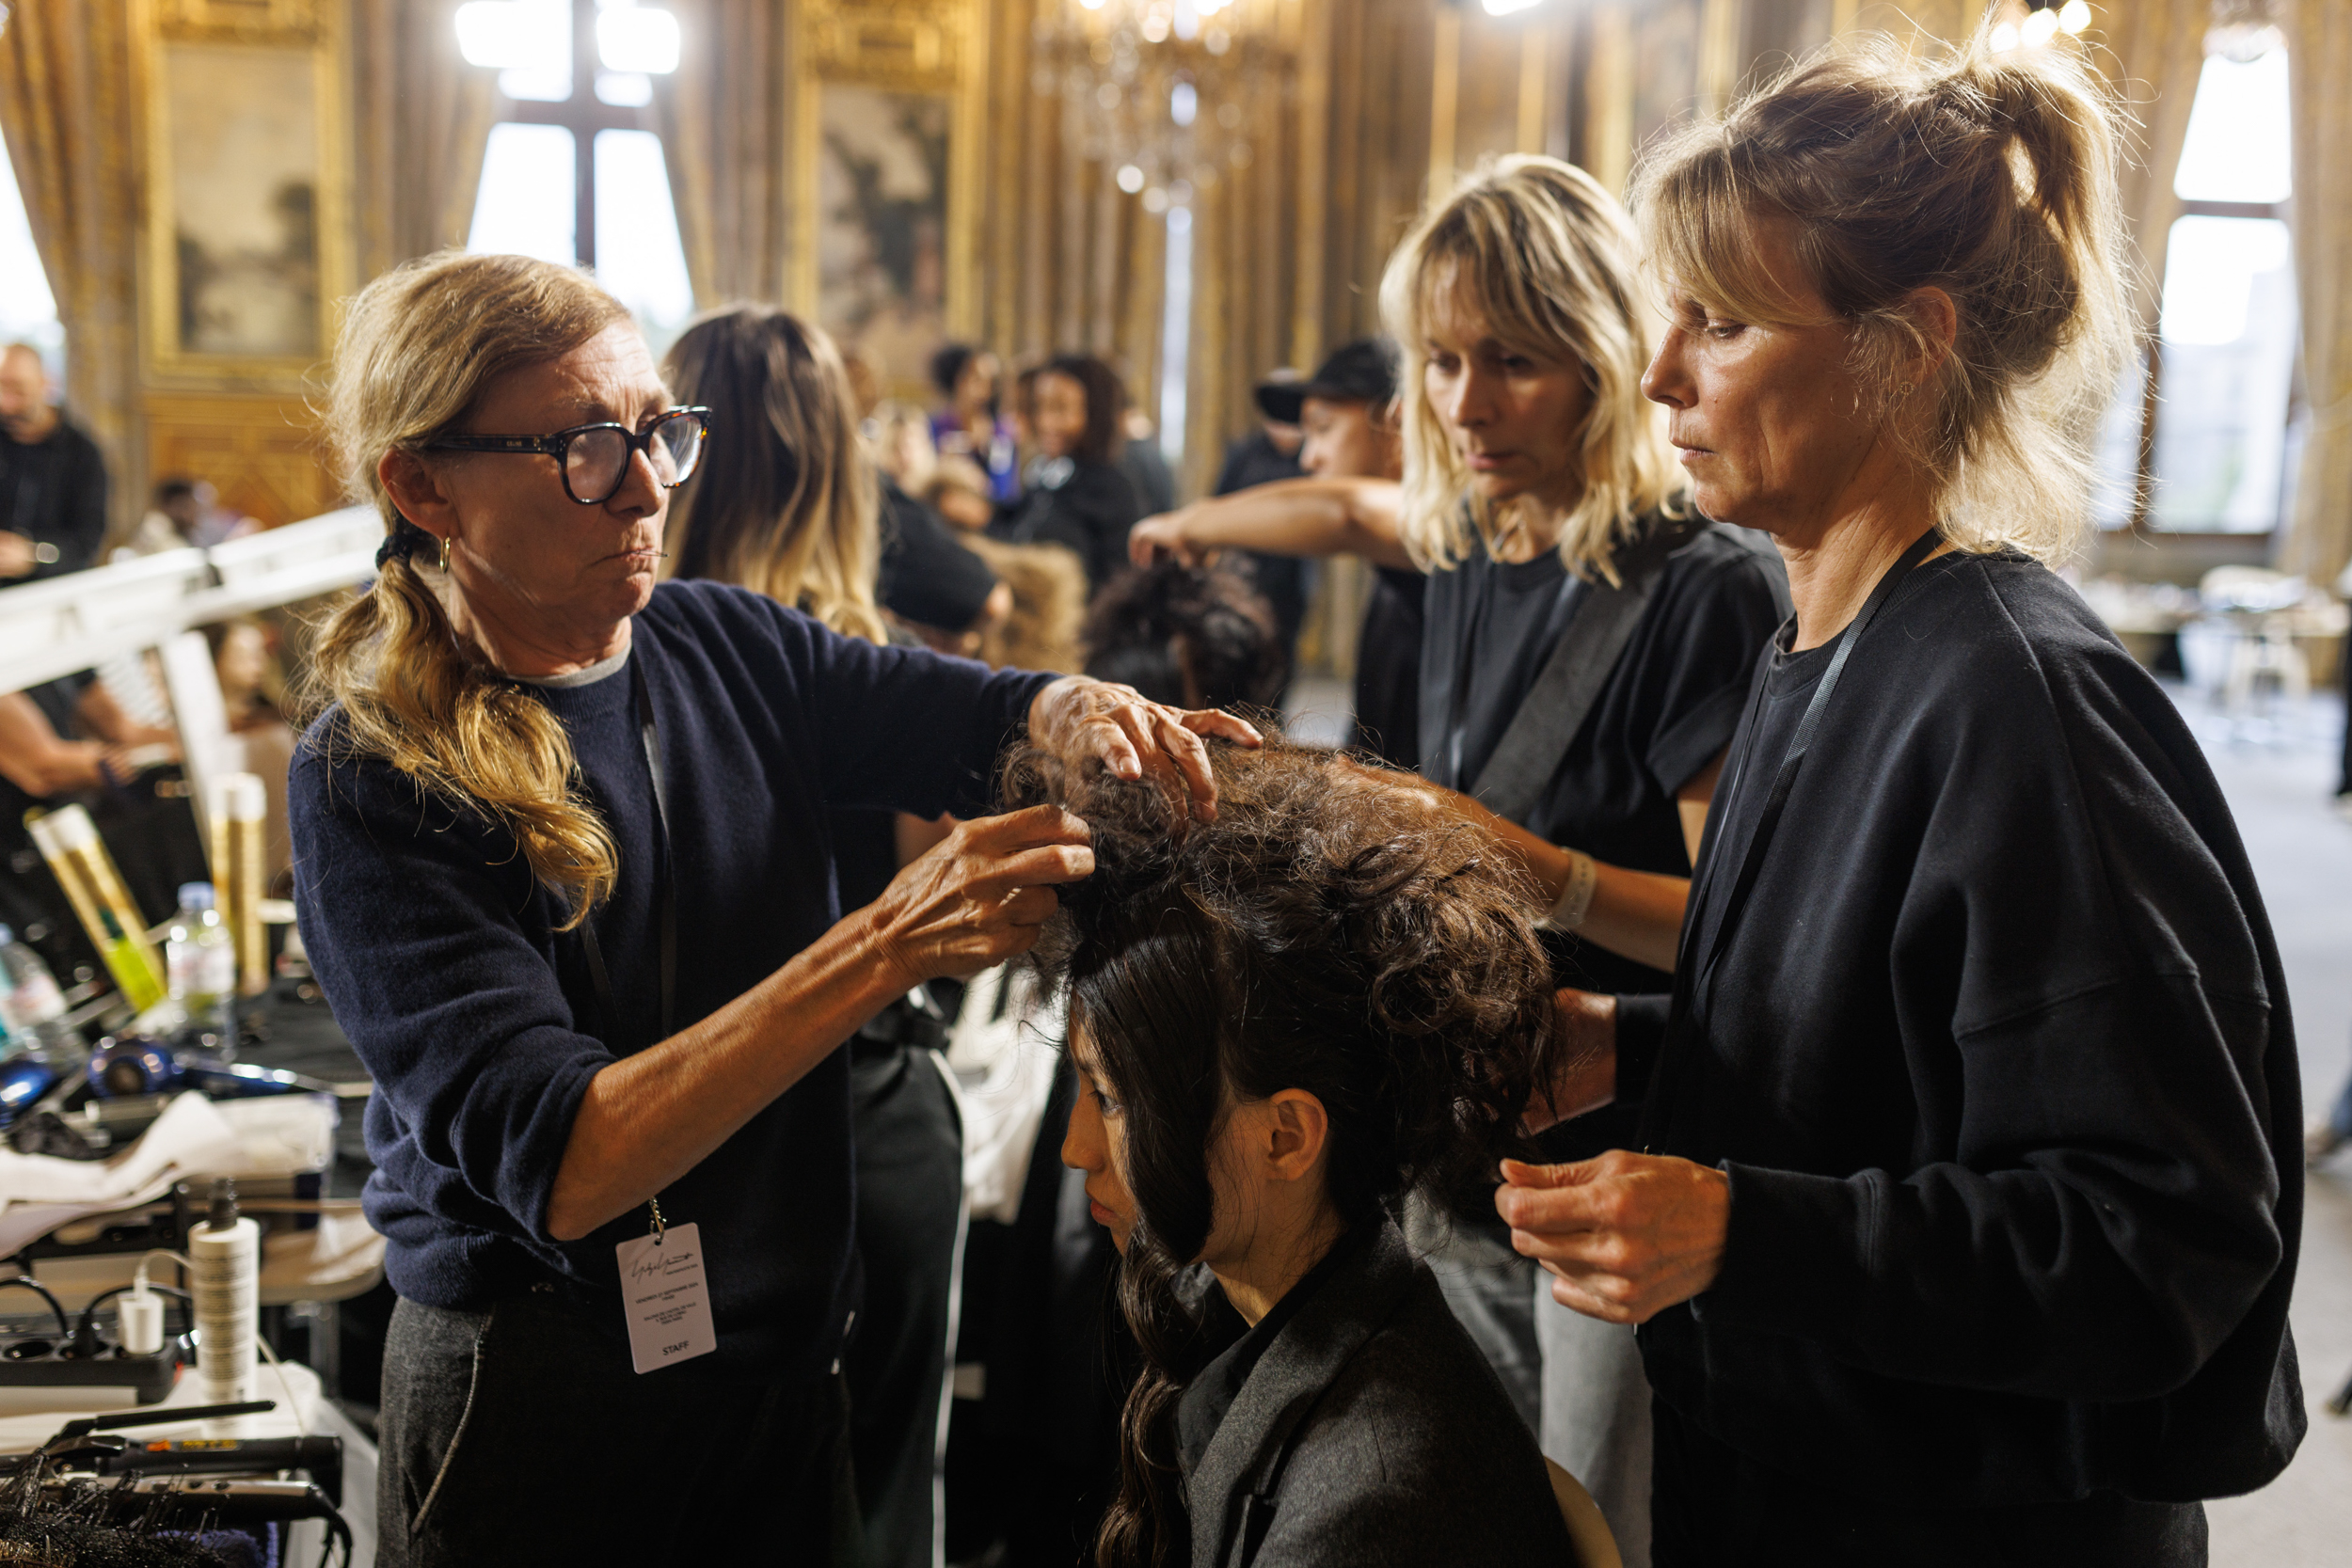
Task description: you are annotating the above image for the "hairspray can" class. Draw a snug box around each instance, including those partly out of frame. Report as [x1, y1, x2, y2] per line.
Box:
[206, 773, 269, 997]
[25, 805, 167, 1013]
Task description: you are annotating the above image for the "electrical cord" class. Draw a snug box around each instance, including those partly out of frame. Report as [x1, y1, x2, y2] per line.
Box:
[137, 1247, 308, 1438]
[71, 1282, 193, 1353]
[0, 1275, 72, 1340]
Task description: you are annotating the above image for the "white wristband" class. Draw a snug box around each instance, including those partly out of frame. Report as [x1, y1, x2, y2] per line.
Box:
[1541, 848, 1599, 932]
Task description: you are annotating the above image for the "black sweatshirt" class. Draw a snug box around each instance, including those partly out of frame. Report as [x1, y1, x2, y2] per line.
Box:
[993, 457, 1141, 594]
[0, 411, 108, 579]
[290, 581, 1051, 1384]
[1616, 547, 2304, 1506]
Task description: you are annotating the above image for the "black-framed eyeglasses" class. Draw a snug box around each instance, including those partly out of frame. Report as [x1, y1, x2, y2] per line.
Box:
[428, 406, 711, 506]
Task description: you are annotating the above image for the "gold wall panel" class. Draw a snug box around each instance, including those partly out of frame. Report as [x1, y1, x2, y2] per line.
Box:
[154, 0, 321, 42]
[142, 392, 337, 529]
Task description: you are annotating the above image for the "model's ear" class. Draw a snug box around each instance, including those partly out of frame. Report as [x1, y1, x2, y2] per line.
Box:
[1263, 1088, 1330, 1183]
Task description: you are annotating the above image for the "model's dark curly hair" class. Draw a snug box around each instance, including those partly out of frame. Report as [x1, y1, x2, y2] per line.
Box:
[1007, 734, 1565, 1568]
[1080, 562, 1289, 713]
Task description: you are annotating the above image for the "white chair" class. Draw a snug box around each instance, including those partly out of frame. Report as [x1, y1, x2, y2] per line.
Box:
[1545, 1457, 1625, 1568]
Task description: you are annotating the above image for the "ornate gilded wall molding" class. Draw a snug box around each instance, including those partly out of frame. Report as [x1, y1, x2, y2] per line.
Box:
[153, 0, 320, 43]
[801, 0, 969, 90]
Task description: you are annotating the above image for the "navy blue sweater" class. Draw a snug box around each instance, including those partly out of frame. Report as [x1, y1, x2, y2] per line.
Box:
[290, 580, 1052, 1384]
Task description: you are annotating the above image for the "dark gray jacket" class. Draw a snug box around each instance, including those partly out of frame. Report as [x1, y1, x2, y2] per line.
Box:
[1176, 1221, 1573, 1568]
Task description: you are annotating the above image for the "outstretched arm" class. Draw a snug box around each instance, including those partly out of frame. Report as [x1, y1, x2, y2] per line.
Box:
[1129, 477, 1414, 572]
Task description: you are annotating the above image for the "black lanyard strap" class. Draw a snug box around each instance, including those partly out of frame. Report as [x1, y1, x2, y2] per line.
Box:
[576, 654, 676, 1042]
[1637, 526, 1942, 1152]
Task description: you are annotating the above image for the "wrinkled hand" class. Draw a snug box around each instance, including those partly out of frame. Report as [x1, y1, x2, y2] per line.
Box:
[1128, 510, 1216, 568]
[1521, 989, 1618, 1135]
[1497, 1150, 1729, 1324]
[0, 531, 34, 579]
[1030, 675, 1261, 825]
[869, 805, 1095, 986]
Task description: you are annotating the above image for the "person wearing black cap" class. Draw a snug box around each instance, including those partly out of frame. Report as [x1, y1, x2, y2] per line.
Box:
[1212, 368, 1308, 661]
[1132, 338, 1426, 768]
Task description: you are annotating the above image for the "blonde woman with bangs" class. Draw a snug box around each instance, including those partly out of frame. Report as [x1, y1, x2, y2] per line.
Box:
[1497, 33, 2302, 1565]
[288, 251, 1257, 1564]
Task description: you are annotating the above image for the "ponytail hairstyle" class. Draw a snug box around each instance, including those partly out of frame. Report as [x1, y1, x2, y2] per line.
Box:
[1631, 25, 2131, 562]
[1380, 155, 1683, 584]
[661, 306, 886, 642]
[307, 251, 633, 927]
[1007, 736, 1565, 1568]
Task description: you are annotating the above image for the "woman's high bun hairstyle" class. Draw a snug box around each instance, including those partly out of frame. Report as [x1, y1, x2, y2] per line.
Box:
[1632, 25, 2132, 562]
[1007, 736, 1564, 1568]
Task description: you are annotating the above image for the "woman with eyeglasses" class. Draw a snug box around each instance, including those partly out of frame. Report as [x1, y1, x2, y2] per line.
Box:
[287, 251, 1258, 1566]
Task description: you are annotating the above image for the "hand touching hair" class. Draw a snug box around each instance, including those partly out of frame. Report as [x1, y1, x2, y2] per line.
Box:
[1007, 734, 1564, 1568]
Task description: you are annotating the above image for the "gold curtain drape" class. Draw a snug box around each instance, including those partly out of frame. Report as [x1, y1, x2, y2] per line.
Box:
[2284, 0, 2352, 582]
[0, 0, 141, 532]
[350, 0, 498, 277]
[659, 0, 794, 307]
[2090, 0, 2211, 324]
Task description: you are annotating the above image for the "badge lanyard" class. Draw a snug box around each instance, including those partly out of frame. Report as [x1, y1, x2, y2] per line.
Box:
[1636, 528, 1943, 1153]
[559, 657, 717, 1372]
[575, 656, 677, 1237]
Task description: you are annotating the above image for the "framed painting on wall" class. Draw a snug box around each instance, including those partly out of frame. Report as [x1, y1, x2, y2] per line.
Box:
[136, 1, 351, 385]
[814, 85, 953, 387]
[792, 0, 983, 396]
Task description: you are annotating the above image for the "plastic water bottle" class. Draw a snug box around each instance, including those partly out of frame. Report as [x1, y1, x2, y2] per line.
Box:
[166, 883, 236, 1053]
[0, 924, 85, 1058]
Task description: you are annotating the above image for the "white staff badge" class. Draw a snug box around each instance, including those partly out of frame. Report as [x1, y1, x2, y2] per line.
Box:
[616, 1221, 718, 1373]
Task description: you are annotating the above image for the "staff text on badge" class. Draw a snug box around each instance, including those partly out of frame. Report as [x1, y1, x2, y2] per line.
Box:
[615, 1221, 718, 1373]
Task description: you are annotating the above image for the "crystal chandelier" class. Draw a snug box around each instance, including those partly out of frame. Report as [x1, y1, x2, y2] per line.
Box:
[1033, 0, 1292, 215]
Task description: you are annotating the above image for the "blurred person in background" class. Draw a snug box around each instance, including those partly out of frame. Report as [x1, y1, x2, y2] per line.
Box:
[124, 476, 259, 555]
[1079, 561, 1289, 717]
[930, 342, 1020, 504]
[1136, 340, 1421, 766]
[1117, 403, 1178, 517]
[992, 354, 1142, 596]
[665, 302, 993, 1568]
[0, 341, 107, 583]
[1213, 369, 1311, 663]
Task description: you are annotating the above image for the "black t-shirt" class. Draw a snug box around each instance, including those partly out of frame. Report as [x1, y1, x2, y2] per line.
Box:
[1215, 434, 1311, 657]
[1618, 548, 2302, 1510]
[1417, 518, 1788, 999]
[1351, 566, 1425, 769]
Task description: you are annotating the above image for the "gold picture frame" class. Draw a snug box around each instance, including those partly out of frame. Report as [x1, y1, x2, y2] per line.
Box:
[134, 0, 353, 388]
[791, 0, 986, 380]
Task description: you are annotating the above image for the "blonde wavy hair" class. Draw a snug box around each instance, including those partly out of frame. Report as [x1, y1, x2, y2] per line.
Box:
[306, 251, 634, 926]
[1630, 29, 2130, 563]
[660, 306, 886, 642]
[1379, 155, 1682, 583]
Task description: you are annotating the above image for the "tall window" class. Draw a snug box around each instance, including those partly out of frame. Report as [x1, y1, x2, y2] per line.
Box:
[0, 135, 63, 375]
[2096, 29, 2296, 533]
[457, 0, 695, 349]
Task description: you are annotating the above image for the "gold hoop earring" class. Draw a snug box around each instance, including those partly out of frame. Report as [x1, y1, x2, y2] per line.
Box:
[438, 534, 453, 573]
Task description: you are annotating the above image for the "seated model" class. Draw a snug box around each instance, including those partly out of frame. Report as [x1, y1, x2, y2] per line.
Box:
[1017, 736, 1578, 1568]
